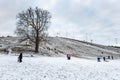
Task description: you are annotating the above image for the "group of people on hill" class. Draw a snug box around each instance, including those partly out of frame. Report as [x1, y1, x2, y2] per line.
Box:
[17, 52, 115, 63]
[97, 56, 114, 62]
[17, 53, 71, 63]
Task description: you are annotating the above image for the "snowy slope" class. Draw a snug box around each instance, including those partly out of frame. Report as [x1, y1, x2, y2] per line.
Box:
[0, 37, 120, 58]
[44, 37, 120, 58]
[0, 54, 120, 80]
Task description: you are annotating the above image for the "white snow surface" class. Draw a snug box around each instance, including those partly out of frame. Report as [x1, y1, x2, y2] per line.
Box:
[0, 54, 120, 80]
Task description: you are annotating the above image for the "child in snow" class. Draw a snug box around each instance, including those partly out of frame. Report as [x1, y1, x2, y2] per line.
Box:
[111, 56, 114, 60]
[66, 54, 71, 60]
[18, 52, 23, 63]
[97, 57, 100, 62]
[103, 57, 106, 61]
[108, 56, 110, 59]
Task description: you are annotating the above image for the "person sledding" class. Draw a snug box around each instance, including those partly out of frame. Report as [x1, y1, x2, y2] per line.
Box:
[66, 54, 71, 60]
[18, 52, 23, 63]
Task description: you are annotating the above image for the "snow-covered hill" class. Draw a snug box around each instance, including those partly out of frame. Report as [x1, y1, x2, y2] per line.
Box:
[0, 54, 120, 80]
[0, 37, 120, 80]
[41, 37, 120, 58]
[0, 37, 120, 59]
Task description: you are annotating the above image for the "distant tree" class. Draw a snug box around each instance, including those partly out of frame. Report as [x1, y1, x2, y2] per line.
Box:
[15, 7, 51, 53]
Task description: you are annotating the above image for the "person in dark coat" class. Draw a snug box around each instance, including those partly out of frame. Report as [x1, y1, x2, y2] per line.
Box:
[103, 57, 106, 61]
[97, 57, 100, 62]
[108, 56, 110, 59]
[18, 53, 23, 63]
[111, 56, 114, 60]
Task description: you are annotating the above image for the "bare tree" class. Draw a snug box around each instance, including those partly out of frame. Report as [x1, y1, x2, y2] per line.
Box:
[15, 7, 51, 53]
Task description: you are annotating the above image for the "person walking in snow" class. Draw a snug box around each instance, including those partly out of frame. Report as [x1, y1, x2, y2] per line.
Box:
[111, 56, 114, 60]
[66, 54, 71, 60]
[103, 57, 106, 61]
[108, 56, 110, 59]
[18, 52, 23, 63]
[97, 57, 100, 62]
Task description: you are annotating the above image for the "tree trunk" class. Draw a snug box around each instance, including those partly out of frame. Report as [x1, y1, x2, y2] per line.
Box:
[35, 32, 39, 53]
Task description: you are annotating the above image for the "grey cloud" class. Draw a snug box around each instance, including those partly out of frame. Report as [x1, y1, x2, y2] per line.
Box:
[49, 0, 120, 45]
[0, 0, 37, 36]
[0, 0, 120, 45]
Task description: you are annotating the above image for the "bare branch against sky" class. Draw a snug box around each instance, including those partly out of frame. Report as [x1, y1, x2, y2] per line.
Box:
[0, 0, 119, 45]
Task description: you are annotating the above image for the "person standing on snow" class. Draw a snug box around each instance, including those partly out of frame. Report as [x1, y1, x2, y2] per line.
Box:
[103, 57, 106, 61]
[18, 52, 23, 63]
[66, 54, 71, 60]
[111, 56, 114, 60]
[97, 57, 100, 62]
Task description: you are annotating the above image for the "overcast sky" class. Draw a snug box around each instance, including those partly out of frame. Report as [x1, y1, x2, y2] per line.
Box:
[0, 0, 120, 45]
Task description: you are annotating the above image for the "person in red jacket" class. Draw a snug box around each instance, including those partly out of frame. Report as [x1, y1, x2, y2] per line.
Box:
[66, 54, 71, 60]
